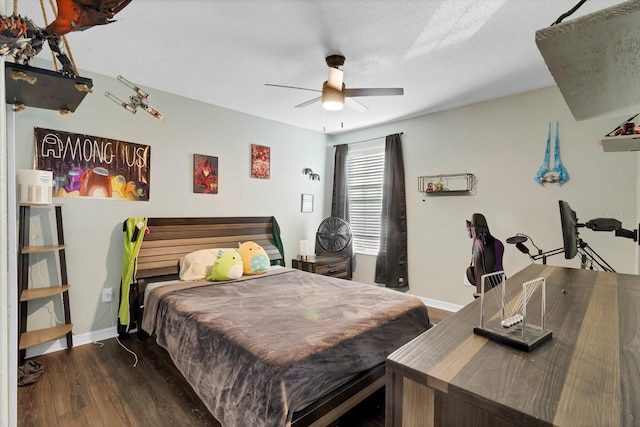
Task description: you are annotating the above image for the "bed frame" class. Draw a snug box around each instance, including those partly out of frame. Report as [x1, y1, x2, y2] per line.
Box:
[127, 216, 386, 427]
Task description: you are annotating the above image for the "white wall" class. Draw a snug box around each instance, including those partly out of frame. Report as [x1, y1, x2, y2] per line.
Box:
[13, 63, 328, 342]
[7, 62, 640, 426]
[331, 86, 638, 307]
[11, 67, 640, 339]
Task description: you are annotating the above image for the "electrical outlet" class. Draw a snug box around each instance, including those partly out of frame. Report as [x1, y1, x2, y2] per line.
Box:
[102, 288, 113, 303]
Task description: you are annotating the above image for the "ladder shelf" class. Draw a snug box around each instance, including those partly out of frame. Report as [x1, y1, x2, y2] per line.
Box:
[18, 203, 73, 362]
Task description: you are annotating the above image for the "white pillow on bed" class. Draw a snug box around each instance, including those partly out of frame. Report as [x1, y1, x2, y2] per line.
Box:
[179, 248, 232, 281]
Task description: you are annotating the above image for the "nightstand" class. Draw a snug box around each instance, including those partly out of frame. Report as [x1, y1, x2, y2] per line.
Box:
[291, 255, 352, 280]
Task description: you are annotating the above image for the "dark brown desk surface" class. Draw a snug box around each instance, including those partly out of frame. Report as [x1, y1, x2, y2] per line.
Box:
[386, 264, 640, 426]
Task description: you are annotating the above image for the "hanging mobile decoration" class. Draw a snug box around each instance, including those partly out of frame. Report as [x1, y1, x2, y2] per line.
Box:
[535, 121, 569, 185]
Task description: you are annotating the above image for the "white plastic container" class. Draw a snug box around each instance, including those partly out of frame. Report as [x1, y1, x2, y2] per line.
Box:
[18, 169, 53, 205]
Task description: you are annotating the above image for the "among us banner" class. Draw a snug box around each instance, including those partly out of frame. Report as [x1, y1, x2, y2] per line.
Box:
[35, 127, 150, 201]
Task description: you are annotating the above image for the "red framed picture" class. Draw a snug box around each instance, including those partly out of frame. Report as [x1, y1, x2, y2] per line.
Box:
[251, 144, 270, 179]
[193, 154, 218, 194]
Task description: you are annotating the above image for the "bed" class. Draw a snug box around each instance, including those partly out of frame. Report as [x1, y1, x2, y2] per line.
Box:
[123, 216, 431, 426]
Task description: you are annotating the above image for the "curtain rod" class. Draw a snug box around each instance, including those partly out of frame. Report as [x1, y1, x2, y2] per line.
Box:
[333, 132, 403, 146]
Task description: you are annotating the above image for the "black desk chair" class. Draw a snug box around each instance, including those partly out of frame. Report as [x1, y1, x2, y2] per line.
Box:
[466, 213, 505, 298]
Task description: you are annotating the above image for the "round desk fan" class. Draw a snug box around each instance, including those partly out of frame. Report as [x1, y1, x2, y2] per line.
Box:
[315, 217, 353, 256]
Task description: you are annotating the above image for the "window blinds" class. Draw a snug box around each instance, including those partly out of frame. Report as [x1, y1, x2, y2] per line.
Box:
[346, 147, 385, 255]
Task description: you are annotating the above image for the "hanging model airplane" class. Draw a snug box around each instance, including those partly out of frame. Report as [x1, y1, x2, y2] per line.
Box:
[105, 75, 164, 120]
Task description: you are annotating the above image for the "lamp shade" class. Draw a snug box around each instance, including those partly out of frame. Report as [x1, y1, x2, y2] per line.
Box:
[322, 81, 345, 111]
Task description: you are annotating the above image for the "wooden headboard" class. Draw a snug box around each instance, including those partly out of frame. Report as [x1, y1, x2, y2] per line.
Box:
[125, 216, 285, 338]
[136, 216, 285, 279]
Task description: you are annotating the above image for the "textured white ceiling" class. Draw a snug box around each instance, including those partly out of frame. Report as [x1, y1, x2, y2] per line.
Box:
[14, 0, 623, 135]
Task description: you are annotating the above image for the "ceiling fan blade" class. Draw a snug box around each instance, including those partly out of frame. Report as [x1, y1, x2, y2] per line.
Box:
[265, 84, 321, 93]
[344, 88, 404, 97]
[294, 96, 321, 108]
[345, 97, 368, 112]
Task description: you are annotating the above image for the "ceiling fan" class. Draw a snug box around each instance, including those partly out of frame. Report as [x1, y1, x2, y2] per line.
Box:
[265, 55, 404, 111]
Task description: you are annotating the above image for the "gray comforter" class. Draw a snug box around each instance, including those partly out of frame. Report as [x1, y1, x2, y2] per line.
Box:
[142, 267, 431, 426]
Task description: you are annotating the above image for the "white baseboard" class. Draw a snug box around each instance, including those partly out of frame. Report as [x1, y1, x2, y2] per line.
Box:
[416, 297, 463, 313]
[25, 326, 118, 359]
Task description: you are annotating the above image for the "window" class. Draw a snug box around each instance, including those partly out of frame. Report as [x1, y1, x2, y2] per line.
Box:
[346, 144, 385, 255]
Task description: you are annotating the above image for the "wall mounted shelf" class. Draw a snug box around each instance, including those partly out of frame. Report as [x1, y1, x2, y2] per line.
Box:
[418, 173, 475, 195]
[600, 134, 640, 152]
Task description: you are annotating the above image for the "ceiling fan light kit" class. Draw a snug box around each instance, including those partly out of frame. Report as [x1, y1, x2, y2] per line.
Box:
[322, 81, 345, 111]
[266, 53, 404, 113]
[322, 59, 346, 110]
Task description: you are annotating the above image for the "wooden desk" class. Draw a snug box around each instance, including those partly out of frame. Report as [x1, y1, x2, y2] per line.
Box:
[386, 264, 640, 426]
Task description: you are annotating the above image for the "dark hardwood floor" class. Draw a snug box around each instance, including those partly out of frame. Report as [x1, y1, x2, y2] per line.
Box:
[425, 306, 453, 325]
[18, 306, 451, 427]
[17, 336, 386, 427]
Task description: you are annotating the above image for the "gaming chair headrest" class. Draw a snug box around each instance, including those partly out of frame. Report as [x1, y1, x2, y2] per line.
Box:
[470, 213, 490, 238]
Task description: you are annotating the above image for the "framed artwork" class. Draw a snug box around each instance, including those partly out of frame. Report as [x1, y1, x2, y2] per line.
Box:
[251, 144, 270, 179]
[301, 194, 314, 213]
[34, 127, 151, 201]
[193, 154, 218, 194]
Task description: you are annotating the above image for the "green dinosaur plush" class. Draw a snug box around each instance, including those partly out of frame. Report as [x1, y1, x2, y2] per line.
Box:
[207, 249, 243, 281]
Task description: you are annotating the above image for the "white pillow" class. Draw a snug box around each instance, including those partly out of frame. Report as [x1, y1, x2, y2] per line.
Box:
[179, 248, 231, 281]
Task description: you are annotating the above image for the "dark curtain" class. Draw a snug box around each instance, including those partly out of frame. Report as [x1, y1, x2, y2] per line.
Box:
[331, 144, 349, 221]
[375, 134, 409, 291]
[331, 143, 355, 272]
